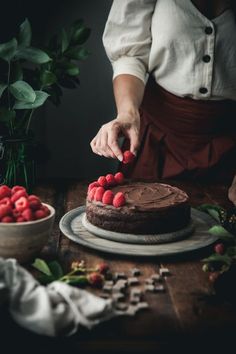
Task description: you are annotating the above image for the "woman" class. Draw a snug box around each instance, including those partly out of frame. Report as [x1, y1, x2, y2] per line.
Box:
[90, 0, 236, 204]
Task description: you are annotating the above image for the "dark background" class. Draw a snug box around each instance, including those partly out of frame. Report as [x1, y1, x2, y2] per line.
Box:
[0, 0, 118, 180]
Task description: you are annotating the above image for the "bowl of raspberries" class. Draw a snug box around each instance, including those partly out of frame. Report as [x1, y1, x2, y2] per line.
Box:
[0, 184, 55, 263]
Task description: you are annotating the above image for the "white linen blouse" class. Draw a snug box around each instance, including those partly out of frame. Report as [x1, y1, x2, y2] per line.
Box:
[103, 0, 236, 101]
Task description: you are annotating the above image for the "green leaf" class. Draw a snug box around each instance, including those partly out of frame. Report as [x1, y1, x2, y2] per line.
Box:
[19, 18, 32, 47]
[10, 80, 36, 103]
[37, 274, 56, 285]
[40, 70, 57, 87]
[202, 253, 232, 266]
[0, 83, 7, 98]
[14, 90, 49, 109]
[63, 275, 88, 285]
[65, 47, 90, 60]
[71, 27, 91, 45]
[32, 258, 52, 276]
[16, 47, 51, 64]
[207, 209, 220, 222]
[0, 38, 17, 61]
[0, 108, 15, 122]
[61, 28, 69, 53]
[48, 261, 64, 279]
[62, 62, 80, 76]
[209, 225, 233, 237]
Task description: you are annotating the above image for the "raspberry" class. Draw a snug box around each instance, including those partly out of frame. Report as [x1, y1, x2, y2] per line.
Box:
[114, 172, 124, 184]
[11, 189, 28, 204]
[28, 195, 41, 202]
[0, 185, 11, 199]
[1, 216, 14, 223]
[0, 197, 13, 208]
[214, 243, 225, 255]
[94, 187, 105, 202]
[35, 209, 47, 220]
[88, 187, 97, 201]
[16, 216, 26, 223]
[15, 196, 29, 212]
[102, 190, 114, 205]
[96, 262, 110, 274]
[106, 174, 116, 186]
[12, 209, 21, 218]
[22, 208, 34, 221]
[88, 182, 99, 192]
[123, 150, 135, 164]
[41, 205, 50, 216]
[97, 176, 107, 187]
[0, 205, 12, 218]
[113, 192, 126, 208]
[29, 198, 42, 211]
[87, 272, 104, 287]
[11, 185, 26, 194]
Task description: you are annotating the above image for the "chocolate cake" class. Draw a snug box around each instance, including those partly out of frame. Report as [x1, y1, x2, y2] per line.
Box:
[86, 182, 190, 234]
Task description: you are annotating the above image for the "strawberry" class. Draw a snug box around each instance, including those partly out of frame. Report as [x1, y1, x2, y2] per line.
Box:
[97, 176, 107, 187]
[0, 197, 13, 208]
[87, 272, 104, 288]
[102, 190, 114, 205]
[94, 187, 105, 202]
[1, 216, 14, 223]
[34, 209, 47, 220]
[0, 185, 11, 199]
[106, 174, 116, 186]
[88, 187, 97, 201]
[113, 192, 126, 208]
[88, 182, 99, 192]
[15, 196, 29, 212]
[11, 185, 26, 194]
[11, 189, 28, 204]
[0, 205, 12, 218]
[114, 172, 124, 184]
[123, 150, 135, 164]
[22, 208, 34, 221]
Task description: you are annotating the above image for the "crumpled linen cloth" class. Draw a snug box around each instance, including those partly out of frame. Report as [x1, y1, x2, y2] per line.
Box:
[0, 257, 118, 337]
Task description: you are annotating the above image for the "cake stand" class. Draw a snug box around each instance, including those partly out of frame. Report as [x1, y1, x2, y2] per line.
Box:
[59, 207, 218, 257]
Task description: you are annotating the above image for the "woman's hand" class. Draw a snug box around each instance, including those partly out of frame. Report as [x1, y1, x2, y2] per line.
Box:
[228, 175, 236, 205]
[90, 111, 140, 161]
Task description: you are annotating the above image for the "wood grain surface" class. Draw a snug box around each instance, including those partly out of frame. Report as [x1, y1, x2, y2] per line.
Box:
[1, 178, 235, 354]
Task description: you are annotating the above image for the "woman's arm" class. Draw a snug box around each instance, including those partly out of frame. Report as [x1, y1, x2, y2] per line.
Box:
[90, 74, 145, 161]
[228, 175, 236, 205]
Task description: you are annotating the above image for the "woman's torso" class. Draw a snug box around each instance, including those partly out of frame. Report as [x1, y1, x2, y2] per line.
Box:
[149, 0, 236, 100]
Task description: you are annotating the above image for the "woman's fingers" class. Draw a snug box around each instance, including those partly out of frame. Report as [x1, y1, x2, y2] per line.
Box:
[107, 124, 123, 161]
[128, 127, 140, 156]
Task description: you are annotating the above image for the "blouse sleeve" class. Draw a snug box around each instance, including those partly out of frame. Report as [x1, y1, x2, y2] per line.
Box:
[103, 0, 156, 83]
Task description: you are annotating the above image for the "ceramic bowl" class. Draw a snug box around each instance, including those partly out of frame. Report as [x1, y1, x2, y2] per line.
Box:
[0, 203, 55, 263]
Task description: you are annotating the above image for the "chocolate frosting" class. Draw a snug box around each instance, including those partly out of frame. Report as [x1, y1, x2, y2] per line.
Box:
[108, 182, 189, 212]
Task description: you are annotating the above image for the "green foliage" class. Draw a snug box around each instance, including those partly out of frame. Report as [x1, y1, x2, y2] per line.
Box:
[0, 17, 90, 137]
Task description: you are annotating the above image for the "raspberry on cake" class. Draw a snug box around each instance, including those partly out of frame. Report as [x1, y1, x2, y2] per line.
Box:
[86, 180, 190, 234]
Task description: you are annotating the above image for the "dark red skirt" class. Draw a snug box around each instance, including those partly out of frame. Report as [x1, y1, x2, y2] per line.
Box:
[121, 78, 236, 183]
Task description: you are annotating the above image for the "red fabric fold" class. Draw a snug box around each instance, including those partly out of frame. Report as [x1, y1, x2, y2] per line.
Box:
[121, 78, 236, 183]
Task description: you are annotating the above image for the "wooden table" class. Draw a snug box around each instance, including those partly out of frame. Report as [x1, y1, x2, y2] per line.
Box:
[1, 179, 236, 354]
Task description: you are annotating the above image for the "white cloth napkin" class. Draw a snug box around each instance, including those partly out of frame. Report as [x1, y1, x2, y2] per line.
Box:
[0, 257, 118, 337]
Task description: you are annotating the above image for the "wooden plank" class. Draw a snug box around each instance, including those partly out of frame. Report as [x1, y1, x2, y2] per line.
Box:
[162, 182, 236, 334]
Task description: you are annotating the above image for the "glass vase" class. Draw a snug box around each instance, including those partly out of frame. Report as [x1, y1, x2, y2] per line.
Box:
[0, 135, 36, 192]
